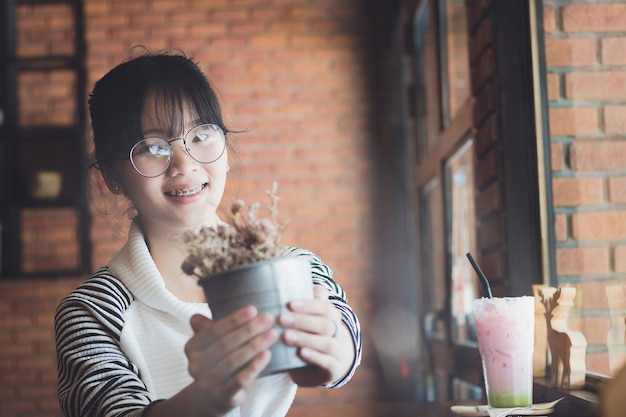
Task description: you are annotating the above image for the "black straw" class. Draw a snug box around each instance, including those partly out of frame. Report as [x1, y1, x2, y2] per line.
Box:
[466, 252, 492, 299]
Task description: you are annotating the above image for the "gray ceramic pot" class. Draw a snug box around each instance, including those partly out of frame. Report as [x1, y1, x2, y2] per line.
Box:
[198, 256, 313, 376]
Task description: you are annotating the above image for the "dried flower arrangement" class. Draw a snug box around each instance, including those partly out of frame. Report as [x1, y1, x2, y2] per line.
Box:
[181, 182, 289, 280]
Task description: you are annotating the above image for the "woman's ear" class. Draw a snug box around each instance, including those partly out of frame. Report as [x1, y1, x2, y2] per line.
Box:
[101, 168, 124, 195]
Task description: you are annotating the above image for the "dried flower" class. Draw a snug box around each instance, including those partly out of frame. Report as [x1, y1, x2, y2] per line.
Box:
[181, 182, 288, 280]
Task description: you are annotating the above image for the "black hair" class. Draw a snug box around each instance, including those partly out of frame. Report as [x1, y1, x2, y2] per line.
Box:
[88, 49, 229, 175]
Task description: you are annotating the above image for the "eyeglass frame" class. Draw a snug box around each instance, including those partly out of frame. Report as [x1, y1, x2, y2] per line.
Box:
[123, 123, 229, 178]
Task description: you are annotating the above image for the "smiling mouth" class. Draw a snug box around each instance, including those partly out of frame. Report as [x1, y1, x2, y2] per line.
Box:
[165, 183, 207, 197]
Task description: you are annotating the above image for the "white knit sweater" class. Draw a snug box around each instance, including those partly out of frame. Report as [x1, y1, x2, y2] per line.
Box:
[109, 221, 297, 416]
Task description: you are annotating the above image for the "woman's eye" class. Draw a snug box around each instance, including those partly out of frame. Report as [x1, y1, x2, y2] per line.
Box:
[134, 140, 169, 157]
[147, 144, 170, 156]
[191, 132, 215, 144]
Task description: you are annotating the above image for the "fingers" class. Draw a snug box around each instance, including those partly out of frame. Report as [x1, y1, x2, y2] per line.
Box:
[190, 313, 211, 333]
[185, 307, 279, 413]
[313, 284, 328, 299]
[276, 284, 352, 386]
[280, 285, 341, 337]
[186, 310, 277, 378]
[278, 285, 343, 357]
[221, 349, 272, 397]
[298, 345, 337, 371]
[186, 306, 259, 351]
[209, 318, 277, 378]
[194, 349, 274, 414]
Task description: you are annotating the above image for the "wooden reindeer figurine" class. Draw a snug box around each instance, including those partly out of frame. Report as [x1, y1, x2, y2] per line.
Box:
[539, 286, 587, 389]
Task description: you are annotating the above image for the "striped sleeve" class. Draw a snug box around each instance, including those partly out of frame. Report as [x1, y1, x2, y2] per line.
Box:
[284, 247, 362, 388]
[54, 268, 153, 417]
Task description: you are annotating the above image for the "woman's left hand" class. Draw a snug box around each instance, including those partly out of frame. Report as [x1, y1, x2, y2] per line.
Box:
[278, 285, 355, 387]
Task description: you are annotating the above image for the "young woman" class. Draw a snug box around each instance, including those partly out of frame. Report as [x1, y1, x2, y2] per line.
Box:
[54, 50, 361, 417]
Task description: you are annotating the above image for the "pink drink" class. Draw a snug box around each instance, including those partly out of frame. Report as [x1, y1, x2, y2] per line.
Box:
[473, 296, 534, 409]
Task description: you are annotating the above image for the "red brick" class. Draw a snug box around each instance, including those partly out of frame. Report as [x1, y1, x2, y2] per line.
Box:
[211, 8, 250, 21]
[605, 105, 626, 135]
[151, 0, 185, 11]
[17, 353, 56, 371]
[252, 7, 288, 20]
[544, 6, 556, 34]
[562, 4, 626, 33]
[84, 1, 112, 15]
[132, 13, 169, 27]
[546, 72, 559, 101]
[549, 107, 599, 136]
[190, 0, 230, 6]
[87, 13, 130, 30]
[0, 281, 37, 298]
[579, 315, 612, 346]
[554, 213, 568, 242]
[578, 279, 625, 310]
[572, 210, 626, 241]
[556, 246, 610, 275]
[552, 176, 603, 206]
[2, 370, 37, 385]
[609, 177, 626, 204]
[602, 38, 626, 66]
[290, 6, 327, 19]
[551, 142, 564, 171]
[545, 38, 596, 67]
[614, 246, 626, 273]
[0, 342, 35, 357]
[570, 140, 626, 171]
[566, 71, 626, 100]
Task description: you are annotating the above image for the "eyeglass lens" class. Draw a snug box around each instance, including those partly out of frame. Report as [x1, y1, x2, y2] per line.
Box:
[129, 124, 226, 177]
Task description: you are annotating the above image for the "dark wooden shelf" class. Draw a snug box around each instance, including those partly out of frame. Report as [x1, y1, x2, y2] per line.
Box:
[17, 0, 80, 6]
[17, 125, 82, 142]
[1, 0, 90, 277]
[19, 196, 81, 209]
[17, 56, 83, 72]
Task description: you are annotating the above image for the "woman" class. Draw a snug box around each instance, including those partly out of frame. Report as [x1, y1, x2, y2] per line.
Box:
[54, 50, 362, 417]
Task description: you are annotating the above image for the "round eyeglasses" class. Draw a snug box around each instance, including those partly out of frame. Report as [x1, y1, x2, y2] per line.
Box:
[128, 123, 227, 177]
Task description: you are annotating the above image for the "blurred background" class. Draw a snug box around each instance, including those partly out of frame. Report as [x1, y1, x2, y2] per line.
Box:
[3, 0, 626, 416]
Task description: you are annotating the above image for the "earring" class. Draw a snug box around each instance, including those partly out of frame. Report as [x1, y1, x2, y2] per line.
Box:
[226, 164, 230, 172]
[114, 185, 120, 192]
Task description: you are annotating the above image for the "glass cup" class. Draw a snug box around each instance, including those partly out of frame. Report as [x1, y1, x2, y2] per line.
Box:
[472, 296, 535, 411]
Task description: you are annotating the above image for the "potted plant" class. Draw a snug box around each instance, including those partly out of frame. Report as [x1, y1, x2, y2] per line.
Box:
[181, 183, 313, 376]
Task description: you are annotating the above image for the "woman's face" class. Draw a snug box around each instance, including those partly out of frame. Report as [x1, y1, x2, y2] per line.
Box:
[114, 97, 228, 235]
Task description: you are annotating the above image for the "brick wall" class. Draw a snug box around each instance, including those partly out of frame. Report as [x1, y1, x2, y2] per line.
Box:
[2, 0, 383, 415]
[544, 1, 626, 375]
[0, 277, 84, 417]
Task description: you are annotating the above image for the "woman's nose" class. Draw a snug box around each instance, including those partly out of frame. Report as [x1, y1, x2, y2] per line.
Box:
[167, 139, 197, 176]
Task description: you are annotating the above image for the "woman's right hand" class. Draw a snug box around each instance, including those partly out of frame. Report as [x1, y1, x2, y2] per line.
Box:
[184, 307, 278, 415]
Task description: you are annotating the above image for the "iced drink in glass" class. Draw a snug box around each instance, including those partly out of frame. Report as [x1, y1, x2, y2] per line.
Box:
[473, 296, 534, 410]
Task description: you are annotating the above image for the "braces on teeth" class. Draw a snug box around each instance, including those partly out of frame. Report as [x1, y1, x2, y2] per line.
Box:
[169, 184, 204, 196]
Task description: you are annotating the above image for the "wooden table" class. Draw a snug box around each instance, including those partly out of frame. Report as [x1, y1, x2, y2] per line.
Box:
[287, 401, 474, 417]
[287, 393, 597, 417]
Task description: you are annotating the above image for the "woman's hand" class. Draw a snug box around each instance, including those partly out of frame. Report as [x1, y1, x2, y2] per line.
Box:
[184, 307, 278, 415]
[279, 285, 355, 387]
